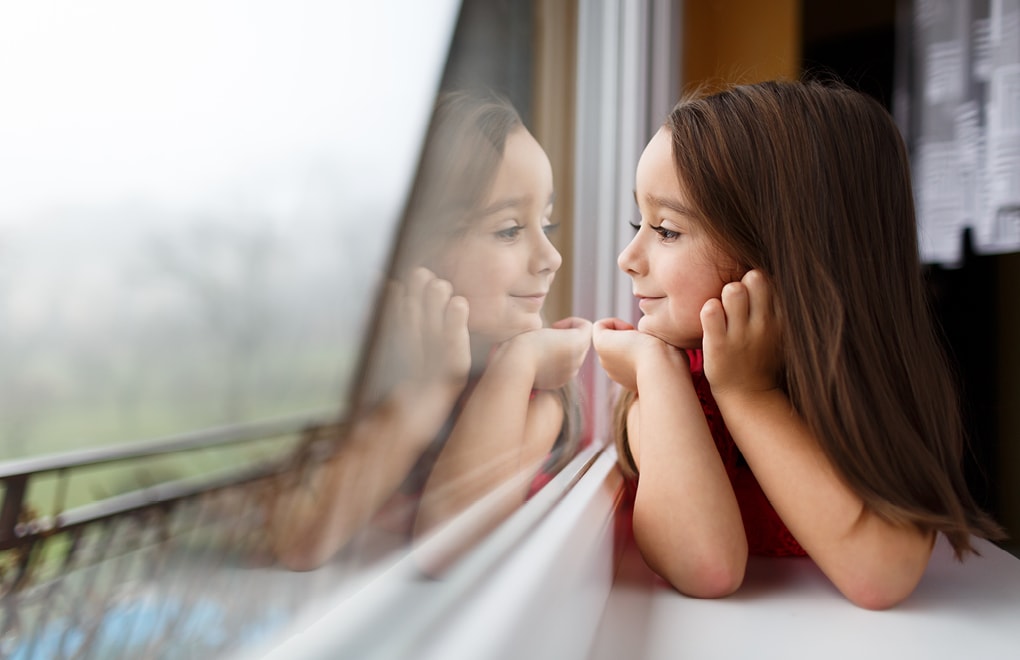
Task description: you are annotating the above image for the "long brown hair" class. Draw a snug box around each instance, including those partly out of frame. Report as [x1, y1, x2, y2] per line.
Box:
[616, 79, 1002, 557]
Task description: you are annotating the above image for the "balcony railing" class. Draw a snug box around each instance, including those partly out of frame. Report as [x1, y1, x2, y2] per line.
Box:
[0, 411, 344, 659]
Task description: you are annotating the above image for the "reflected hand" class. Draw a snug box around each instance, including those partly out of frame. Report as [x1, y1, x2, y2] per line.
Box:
[700, 269, 783, 397]
[381, 267, 471, 412]
[499, 317, 592, 391]
[592, 318, 688, 391]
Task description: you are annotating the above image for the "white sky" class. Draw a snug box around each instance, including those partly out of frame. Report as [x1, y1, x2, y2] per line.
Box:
[0, 0, 456, 225]
[0, 0, 458, 330]
[0, 0, 460, 442]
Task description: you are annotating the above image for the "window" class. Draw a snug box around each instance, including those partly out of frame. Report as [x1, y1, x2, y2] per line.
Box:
[0, 1, 682, 657]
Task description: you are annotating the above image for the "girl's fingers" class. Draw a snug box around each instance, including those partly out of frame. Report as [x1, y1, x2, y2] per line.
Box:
[551, 316, 592, 331]
[445, 295, 470, 332]
[591, 323, 614, 352]
[700, 297, 726, 344]
[443, 295, 472, 377]
[742, 269, 777, 338]
[405, 267, 433, 334]
[407, 266, 434, 298]
[720, 281, 748, 336]
[593, 317, 635, 332]
[557, 320, 594, 354]
[423, 276, 454, 338]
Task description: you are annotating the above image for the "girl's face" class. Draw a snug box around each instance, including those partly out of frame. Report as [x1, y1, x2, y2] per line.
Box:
[618, 128, 738, 349]
[434, 127, 561, 345]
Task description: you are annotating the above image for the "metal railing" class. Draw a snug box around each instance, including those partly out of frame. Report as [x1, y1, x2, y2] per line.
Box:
[0, 411, 342, 659]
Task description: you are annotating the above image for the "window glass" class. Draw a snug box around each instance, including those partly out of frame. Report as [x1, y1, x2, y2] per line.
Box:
[329, 0, 584, 576]
[0, 0, 455, 460]
[0, 3, 459, 655]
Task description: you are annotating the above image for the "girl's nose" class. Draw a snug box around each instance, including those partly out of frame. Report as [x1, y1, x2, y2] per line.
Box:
[533, 229, 563, 274]
[617, 233, 644, 276]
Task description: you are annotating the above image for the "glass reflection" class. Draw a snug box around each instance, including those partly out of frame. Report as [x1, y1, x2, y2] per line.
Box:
[267, 90, 591, 573]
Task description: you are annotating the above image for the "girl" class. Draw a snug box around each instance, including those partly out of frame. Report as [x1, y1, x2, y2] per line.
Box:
[592, 80, 1003, 610]
[269, 90, 590, 571]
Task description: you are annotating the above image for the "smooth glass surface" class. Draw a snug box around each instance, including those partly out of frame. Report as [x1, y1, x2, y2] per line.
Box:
[0, 0, 452, 460]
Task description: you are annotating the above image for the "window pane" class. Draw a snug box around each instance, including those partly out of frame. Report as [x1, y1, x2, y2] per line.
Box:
[0, 0, 456, 459]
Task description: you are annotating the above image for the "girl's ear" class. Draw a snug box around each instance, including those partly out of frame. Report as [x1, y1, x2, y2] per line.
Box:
[713, 250, 748, 285]
[697, 229, 746, 284]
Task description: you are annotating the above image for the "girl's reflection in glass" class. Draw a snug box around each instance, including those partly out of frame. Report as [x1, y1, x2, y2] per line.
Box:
[267, 90, 590, 573]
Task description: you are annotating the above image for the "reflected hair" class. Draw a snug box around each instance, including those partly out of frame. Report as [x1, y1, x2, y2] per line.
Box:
[615, 79, 1002, 557]
[396, 89, 525, 274]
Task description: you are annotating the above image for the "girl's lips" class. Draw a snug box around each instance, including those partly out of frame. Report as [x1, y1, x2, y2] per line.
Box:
[637, 296, 663, 309]
[512, 293, 547, 309]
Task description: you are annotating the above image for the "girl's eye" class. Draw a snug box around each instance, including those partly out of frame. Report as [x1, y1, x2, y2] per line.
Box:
[652, 224, 680, 240]
[543, 222, 560, 236]
[628, 220, 641, 233]
[495, 225, 523, 240]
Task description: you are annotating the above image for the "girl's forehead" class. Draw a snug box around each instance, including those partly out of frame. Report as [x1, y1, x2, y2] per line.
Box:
[635, 130, 682, 196]
[478, 131, 553, 209]
[498, 129, 552, 180]
[638, 128, 673, 166]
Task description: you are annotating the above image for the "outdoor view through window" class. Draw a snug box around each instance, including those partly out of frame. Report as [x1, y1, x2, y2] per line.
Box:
[0, 2, 462, 656]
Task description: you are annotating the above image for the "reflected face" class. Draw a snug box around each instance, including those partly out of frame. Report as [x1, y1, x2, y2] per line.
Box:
[618, 128, 736, 349]
[434, 127, 560, 344]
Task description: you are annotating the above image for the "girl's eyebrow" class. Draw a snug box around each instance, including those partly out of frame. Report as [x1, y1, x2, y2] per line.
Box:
[478, 195, 529, 217]
[479, 191, 556, 217]
[633, 190, 696, 217]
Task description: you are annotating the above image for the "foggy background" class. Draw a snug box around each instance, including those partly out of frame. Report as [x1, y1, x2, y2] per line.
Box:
[0, 0, 449, 460]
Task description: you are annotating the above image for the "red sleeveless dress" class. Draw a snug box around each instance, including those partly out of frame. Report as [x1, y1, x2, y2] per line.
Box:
[687, 349, 806, 557]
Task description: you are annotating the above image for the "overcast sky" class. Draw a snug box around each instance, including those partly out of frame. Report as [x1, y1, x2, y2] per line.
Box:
[0, 0, 454, 225]
[0, 0, 460, 451]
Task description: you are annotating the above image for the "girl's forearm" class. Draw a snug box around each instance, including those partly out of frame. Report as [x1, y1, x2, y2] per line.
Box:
[414, 345, 559, 538]
[714, 388, 933, 609]
[631, 362, 747, 598]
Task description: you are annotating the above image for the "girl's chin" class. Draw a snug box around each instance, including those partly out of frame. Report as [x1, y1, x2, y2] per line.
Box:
[472, 322, 543, 345]
[636, 321, 701, 350]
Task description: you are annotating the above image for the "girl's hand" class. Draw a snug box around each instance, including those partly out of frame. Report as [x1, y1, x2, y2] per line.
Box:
[592, 318, 688, 391]
[497, 317, 592, 391]
[700, 269, 783, 397]
[387, 267, 472, 397]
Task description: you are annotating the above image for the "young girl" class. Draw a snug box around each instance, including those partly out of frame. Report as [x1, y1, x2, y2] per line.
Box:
[592, 79, 1003, 610]
[268, 90, 590, 571]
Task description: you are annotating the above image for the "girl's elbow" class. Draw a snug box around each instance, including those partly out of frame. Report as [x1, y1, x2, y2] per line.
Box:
[681, 563, 745, 599]
[631, 506, 748, 599]
[651, 553, 746, 599]
[839, 577, 919, 611]
[835, 554, 928, 610]
[833, 533, 932, 610]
